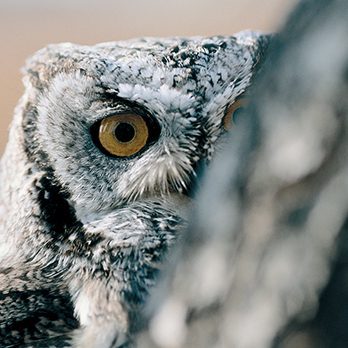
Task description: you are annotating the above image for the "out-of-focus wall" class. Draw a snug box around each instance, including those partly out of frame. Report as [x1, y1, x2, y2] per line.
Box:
[0, 0, 296, 154]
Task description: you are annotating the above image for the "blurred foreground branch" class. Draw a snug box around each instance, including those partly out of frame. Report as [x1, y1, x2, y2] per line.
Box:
[137, 0, 348, 347]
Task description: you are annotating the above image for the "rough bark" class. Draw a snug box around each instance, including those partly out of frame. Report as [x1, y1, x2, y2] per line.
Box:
[136, 0, 348, 347]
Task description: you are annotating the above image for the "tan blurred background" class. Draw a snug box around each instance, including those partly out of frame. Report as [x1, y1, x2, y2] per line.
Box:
[0, 0, 297, 155]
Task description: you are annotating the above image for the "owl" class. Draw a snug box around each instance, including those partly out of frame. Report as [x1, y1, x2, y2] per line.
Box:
[0, 31, 269, 347]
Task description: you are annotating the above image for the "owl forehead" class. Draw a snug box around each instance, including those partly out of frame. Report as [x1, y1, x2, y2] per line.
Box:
[95, 36, 254, 98]
[92, 37, 255, 128]
[27, 35, 260, 119]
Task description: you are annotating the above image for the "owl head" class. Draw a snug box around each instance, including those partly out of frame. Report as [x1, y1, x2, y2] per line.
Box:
[3, 31, 267, 226]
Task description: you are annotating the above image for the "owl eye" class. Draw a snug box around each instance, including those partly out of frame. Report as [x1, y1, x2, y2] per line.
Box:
[223, 98, 247, 130]
[97, 113, 150, 157]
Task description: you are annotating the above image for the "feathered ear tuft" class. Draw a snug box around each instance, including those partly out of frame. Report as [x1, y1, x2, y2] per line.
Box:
[22, 43, 83, 91]
[234, 30, 272, 65]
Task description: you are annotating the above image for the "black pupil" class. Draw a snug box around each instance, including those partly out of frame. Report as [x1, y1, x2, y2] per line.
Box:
[114, 122, 136, 143]
[233, 107, 244, 125]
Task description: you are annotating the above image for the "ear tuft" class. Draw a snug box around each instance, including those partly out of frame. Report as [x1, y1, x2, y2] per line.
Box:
[22, 43, 82, 91]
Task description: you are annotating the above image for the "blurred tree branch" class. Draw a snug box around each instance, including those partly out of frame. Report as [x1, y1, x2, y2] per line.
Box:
[137, 0, 348, 347]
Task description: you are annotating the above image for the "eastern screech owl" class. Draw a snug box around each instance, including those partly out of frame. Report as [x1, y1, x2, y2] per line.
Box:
[0, 31, 269, 347]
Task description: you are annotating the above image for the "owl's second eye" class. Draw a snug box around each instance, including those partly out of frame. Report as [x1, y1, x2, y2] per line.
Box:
[96, 113, 151, 157]
[223, 98, 247, 130]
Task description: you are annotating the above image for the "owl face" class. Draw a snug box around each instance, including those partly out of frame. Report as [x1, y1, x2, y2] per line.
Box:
[22, 31, 268, 222]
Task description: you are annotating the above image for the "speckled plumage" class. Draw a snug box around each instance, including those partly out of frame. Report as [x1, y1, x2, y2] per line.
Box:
[0, 32, 269, 347]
